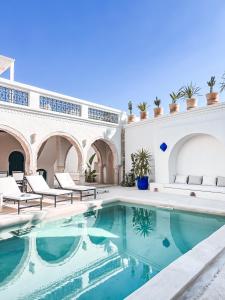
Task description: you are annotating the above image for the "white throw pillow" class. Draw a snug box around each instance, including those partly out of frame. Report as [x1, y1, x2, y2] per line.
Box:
[202, 176, 216, 186]
[217, 176, 225, 187]
[175, 175, 187, 184]
[188, 175, 202, 185]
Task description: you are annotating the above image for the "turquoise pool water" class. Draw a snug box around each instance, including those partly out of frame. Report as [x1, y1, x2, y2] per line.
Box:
[1, 203, 225, 300]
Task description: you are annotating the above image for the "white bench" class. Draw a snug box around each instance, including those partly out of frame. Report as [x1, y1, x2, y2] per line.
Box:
[164, 183, 225, 200]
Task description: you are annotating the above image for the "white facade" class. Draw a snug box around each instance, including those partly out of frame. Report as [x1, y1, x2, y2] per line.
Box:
[125, 103, 225, 184]
[0, 77, 125, 185]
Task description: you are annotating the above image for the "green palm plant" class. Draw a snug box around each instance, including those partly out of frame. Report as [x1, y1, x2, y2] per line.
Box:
[154, 96, 161, 107]
[134, 148, 151, 178]
[180, 82, 201, 99]
[132, 207, 156, 237]
[220, 73, 225, 93]
[85, 153, 97, 183]
[207, 76, 216, 93]
[137, 102, 148, 112]
[169, 91, 182, 103]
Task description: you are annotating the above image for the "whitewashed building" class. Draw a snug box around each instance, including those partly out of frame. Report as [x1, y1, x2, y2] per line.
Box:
[0, 55, 125, 186]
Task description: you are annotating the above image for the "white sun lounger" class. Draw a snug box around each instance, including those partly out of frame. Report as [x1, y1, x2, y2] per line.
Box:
[26, 175, 73, 207]
[0, 177, 42, 214]
[55, 173, 97, 200]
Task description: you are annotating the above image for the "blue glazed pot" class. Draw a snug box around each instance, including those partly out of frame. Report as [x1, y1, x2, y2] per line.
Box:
[137, 176, 149, 190]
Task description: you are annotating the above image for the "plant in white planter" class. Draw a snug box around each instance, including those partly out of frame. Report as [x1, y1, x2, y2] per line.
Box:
[134, 148, 151, 190]
[180, 83, 201, 110]
[206, 76, 219, 105]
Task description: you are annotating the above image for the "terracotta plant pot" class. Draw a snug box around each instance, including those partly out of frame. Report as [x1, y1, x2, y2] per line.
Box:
[169, 103, 179, 114]
[186, 98, 197, 110]
[128, 114, 135, 123]
[154, 107, 163, 117]
[140, 111, 147, 120]
[206, 92, 219, 105]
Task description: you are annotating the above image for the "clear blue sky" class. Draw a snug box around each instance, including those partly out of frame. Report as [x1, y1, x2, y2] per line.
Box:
[1, 0, 225, 113]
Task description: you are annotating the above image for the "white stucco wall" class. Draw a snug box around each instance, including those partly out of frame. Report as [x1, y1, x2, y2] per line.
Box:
[0, 77, 124, 185]
[125, 102, 225, 183]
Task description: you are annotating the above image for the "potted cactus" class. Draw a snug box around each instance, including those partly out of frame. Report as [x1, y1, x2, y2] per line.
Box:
[128, 100, 135, 123]
[138, 102, 148, 120]
[169, 91, 182, 113]
[220, 72, 225, 94]
[206, 76, 219, 105]
[153, 97, 163, 117]
[181, 83, 201, 110]
[134, 148, 151, 190]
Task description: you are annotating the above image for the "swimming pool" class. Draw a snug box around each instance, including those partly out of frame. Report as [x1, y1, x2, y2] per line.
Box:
[1, 202, 225, 300]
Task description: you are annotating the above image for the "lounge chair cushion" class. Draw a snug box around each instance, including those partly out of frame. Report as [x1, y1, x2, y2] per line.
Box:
[174, 175, 187, 184]
[55, 173, 76, 189]
[26, 175, 49, 192]
[202, 176, 216, 186]
[26, 175, 72, 195]
[217, 176, 225, 187]
[55, 173, 96, 191]
[0, 177, 41, 201]
[4, 193, 41, 201]
[188, 175, 202, 185]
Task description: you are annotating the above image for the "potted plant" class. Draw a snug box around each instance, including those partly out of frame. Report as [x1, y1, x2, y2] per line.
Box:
[206, 76, 219, 105]
[127, 100, 135, 123]
[134, 148, 151, 190]
[169, 91, 182, 113]
[181, 83, 201, 110]
[137, 102, 148, 120]
[220, 72, 225, 94]
[153, 97, 163, 117]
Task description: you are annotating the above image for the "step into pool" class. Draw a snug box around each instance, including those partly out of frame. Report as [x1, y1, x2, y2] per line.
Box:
[1, 203, 225, 300]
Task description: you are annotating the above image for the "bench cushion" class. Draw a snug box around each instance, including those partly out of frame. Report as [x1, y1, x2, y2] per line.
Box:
[188, 175, 202, 185]
[217, 176, 225, 187]
[202, 176, 216, 186]
[175, 175, 187, 184]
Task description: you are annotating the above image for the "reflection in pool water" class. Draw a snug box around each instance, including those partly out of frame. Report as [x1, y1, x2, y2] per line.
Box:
[0, 203, 225, 299]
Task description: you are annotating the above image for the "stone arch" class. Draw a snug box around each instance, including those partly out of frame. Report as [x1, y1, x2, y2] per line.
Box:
[168, 133, 225, 183]
[36, 131, 84, 185]
[0, 124, 32, 174]
[86, 137, 119, 184]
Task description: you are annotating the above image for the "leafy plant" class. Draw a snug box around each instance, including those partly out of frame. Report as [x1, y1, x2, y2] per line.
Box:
[134, 148, 151, 178]
[180, 82, 201, 99]
[154, 96, 161, 108]
[85, 153, 97, 183]
[137, 102, 148, 112]
[132, 207, 156, 237]
[220, 72, 225, 93]
[128, 100, 133, 115]
[207, 76, 216, 93]
[169, 91, 182, 104]
[121, 153, 136, 187]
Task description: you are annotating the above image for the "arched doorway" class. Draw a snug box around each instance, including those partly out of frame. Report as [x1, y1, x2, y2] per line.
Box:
[86, 139, 118, 184]
[8, 151, 24, 175]
[0, 127, 31, 175]
[37, 133, 83, 186]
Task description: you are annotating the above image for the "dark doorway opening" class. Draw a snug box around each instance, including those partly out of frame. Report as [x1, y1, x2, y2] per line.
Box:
[8, 151, 24, 175]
